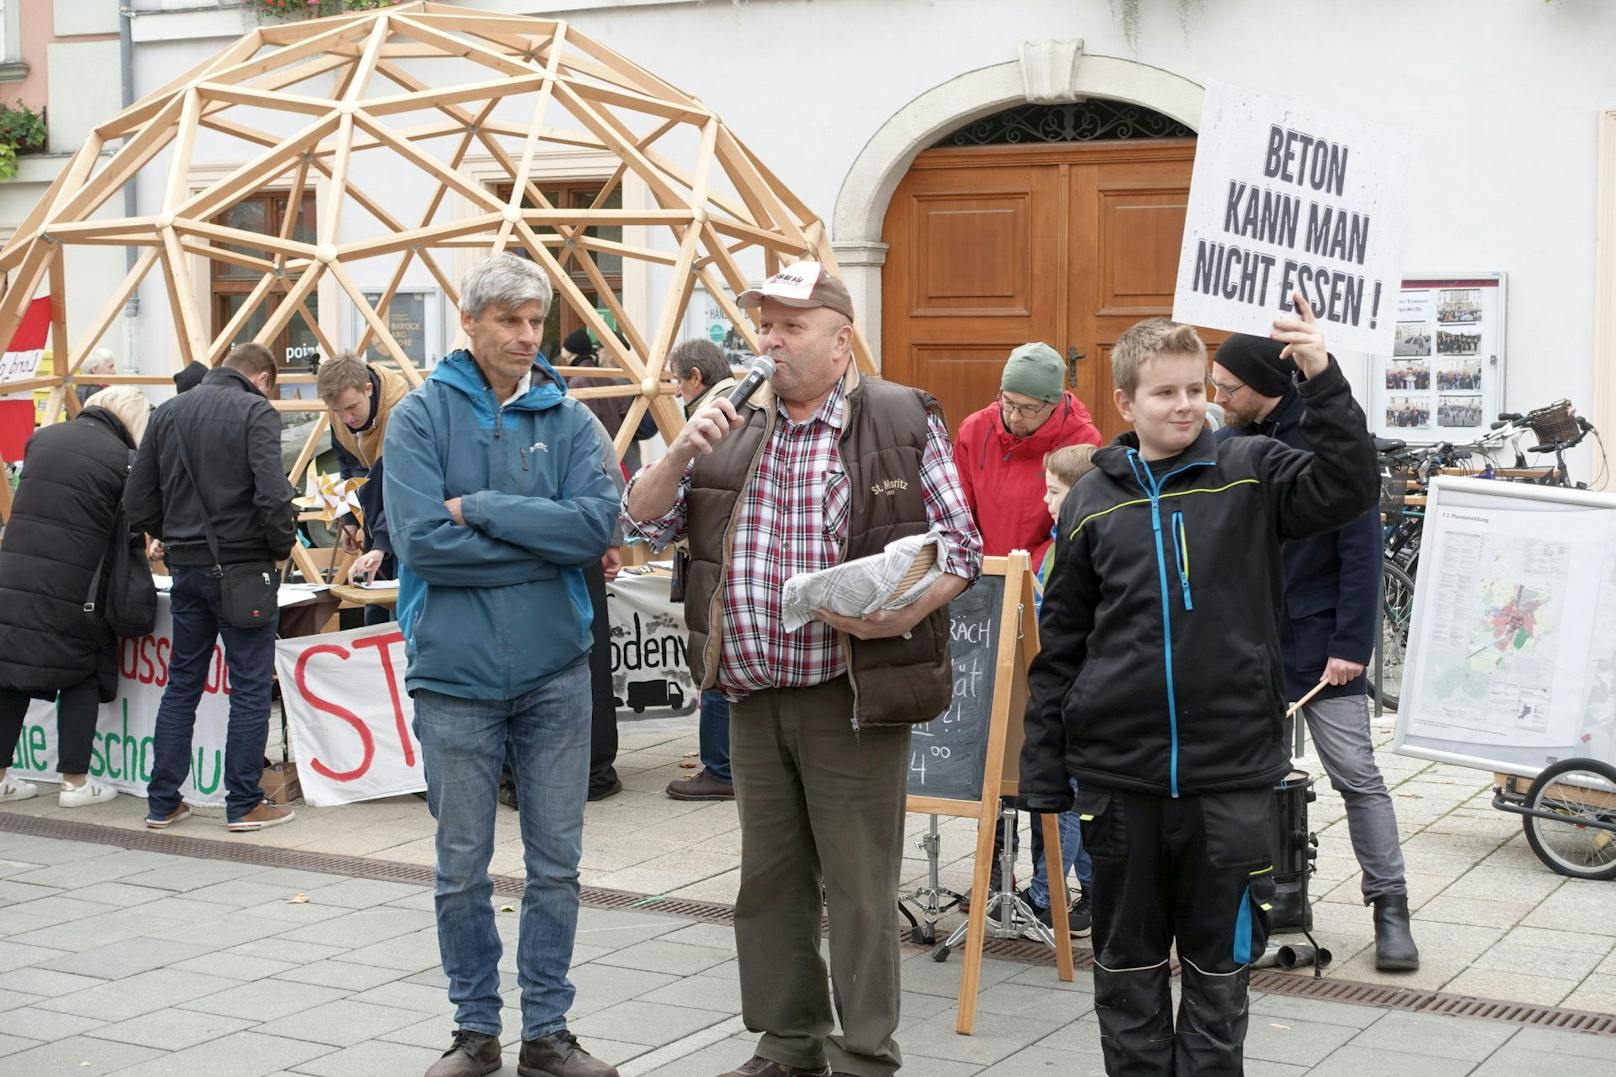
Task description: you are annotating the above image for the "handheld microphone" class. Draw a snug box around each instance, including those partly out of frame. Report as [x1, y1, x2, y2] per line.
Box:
[726, 355, 776, 409]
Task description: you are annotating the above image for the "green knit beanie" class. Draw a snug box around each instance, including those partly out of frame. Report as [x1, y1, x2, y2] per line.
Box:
[1000, 342, 1065, 403]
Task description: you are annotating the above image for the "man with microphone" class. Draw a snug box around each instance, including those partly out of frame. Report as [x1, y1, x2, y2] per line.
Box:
[624, 261, 982, 1077]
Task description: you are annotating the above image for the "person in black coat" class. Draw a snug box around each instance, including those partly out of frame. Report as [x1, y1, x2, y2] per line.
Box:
[124, 343, 297, 834]
[0, 387, 150, 808]
[1213, 333, 1419, 972]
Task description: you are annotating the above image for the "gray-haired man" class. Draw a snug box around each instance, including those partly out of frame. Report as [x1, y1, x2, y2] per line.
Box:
[385, 253, 621, 1077]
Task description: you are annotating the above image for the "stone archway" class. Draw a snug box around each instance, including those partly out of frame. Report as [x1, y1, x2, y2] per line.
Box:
[830, 44, 1205, 363]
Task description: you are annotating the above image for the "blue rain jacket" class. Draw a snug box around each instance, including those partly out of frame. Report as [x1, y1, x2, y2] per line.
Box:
[384, 349, 618, 700]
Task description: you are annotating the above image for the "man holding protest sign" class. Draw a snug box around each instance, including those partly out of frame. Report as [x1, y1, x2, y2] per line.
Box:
[385, 253, 620, 1077]
[1021, 295, 1378, 1075]
[1213, 334, 1419, 972]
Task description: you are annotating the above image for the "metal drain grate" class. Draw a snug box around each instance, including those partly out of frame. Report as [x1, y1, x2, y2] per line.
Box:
[4, 810, 1612, 1037]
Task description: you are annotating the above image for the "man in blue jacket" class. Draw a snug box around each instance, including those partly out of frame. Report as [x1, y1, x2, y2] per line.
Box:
[1213, 333, 1420, 973]
[385, 252, 621, 1077]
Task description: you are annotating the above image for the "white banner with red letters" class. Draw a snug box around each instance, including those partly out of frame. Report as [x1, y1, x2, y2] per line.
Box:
[273, 623, 424, 806]
[0, 295, 50, 387]
[274, 575, 697, 805]
[19, 596, 232, 805]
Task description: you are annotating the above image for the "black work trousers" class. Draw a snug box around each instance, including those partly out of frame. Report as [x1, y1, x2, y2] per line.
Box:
[1079, 785, 1275, 1077]
[584, 561, 618, 788]
[0, 679, 102, 775]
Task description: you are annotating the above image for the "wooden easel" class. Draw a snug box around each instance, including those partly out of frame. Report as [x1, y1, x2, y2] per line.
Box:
[905, 552, 1074, 1034]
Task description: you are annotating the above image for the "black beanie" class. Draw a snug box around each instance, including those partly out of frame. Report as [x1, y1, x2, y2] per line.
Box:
[1212, 334, 1295, 398]
[562, 328, 594, 358]
[172, 360, 208, 394]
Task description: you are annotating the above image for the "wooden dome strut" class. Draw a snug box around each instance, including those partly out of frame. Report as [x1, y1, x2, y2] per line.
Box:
[0, 2, 875, 542]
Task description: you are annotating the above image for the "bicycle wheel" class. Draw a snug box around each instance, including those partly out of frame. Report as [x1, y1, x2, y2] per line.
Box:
[1368, 560, 1415, 710]
[1522, 759, 1616, 880]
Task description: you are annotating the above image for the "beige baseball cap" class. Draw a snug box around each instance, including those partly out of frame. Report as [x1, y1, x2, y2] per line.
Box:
[737, 260, 855, 322]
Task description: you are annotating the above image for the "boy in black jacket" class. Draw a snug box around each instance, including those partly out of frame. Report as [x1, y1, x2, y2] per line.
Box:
[1019, 295, 1379, 1075]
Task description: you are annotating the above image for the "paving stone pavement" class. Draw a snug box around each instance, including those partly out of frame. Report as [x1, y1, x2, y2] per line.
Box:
[5, 717, 1615, 1005]
[0, 828, 1613, 1076]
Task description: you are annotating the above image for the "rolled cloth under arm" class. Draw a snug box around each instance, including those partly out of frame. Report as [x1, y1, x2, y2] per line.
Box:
[780, 531, 945, 632]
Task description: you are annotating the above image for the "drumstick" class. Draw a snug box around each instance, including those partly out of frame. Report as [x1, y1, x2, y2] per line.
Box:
[1285, 675, 1332, 718]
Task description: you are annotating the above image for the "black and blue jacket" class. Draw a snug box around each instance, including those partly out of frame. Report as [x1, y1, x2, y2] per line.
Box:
[1218, 388, 1383, 701]
[1019, 359, 1378, 803]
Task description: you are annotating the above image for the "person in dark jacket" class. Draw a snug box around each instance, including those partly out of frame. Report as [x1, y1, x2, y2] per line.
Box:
[0, 387, 149, 808]
[664, 339, 738, 803]
[1213, 333, 1418, 972]
[125, 343, 296, 834]
[1020, 297, 1379, 1076]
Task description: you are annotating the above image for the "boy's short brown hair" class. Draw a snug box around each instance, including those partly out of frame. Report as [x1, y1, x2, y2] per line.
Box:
[316, 352, 369, 403]
[1111, 318, 1206, 397]
[1044, 443, 1099, 487]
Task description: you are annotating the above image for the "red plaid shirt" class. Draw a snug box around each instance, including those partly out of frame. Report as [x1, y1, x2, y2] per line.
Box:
[622, 376, 981, 696]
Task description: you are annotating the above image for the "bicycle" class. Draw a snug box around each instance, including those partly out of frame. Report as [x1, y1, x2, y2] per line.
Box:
[1493, 758, 1616, 880]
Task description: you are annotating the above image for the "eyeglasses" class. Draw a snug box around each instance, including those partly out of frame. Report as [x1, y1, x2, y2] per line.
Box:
[1209, 378, 1246, 397]
[998, 394, 1055, 418]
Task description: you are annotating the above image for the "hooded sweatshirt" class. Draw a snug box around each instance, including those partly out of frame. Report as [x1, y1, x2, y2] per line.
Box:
[952, 390, 1102, 566]
[384, 349, 619, 700]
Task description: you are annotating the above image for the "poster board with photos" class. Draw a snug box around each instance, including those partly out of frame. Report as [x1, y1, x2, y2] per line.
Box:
[1371, 275, 1506, 441]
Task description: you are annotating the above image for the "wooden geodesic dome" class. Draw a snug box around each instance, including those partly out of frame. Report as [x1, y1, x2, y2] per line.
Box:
[0, 1, 873, 525]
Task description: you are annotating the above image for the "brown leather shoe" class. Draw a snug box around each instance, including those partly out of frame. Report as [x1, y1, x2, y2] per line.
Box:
[227, 801, 295, 832]
[425, 1028, 501, 1076]
[666, 768, 735, 801]
[715, 1058, 830, 1077]
[518, 1030, 617, 1076]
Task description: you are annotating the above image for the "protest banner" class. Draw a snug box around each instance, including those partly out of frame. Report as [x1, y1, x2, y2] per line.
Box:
[18, 597, 232, 805]
[607, 570, 698, 723]
[0, 295, 49, 387]
[271, 574, 695, 806]
[1172, 79, 1412, 355]
[274, 623, 425, 806]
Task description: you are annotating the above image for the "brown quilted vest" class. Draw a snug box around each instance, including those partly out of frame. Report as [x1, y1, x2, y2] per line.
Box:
[684, 373, 951, 727]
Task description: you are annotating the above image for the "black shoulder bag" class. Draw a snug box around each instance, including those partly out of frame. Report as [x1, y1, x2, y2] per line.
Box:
[84, 451, 158, 637]
[170, 424, 278, 629]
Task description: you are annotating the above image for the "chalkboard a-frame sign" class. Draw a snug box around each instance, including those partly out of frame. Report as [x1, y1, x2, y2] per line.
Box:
[903, 553, 1075, 1033]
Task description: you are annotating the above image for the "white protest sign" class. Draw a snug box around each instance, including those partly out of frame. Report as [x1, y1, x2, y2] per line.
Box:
[19, 597, 231, 805]
[607, 571, 698, 722]
[1172, 80, 1412, 354]
[273, 574, 696, 806]
[0, 296, 50, 386]
[274, 623, 424, 806]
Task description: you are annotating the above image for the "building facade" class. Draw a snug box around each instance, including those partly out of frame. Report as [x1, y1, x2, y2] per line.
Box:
[5, 0, 1616, 455]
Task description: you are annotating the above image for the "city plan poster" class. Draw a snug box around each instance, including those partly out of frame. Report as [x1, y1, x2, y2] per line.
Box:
[1395, 477, 1616, 778]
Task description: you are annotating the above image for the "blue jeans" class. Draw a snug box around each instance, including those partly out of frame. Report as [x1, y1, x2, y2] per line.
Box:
[699, 689, 731, 783]
[1029, 778, 1092, 909]
[412, 658, 591, 1040]
[147, 566, 278, 824]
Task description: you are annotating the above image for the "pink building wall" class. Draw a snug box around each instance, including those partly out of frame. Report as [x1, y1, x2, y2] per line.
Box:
[11, 0, 54, 112]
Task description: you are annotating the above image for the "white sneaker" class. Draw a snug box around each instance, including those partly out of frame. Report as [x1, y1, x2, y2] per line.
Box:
[58, 780, 117, 808]
[0, 777, 38, 802]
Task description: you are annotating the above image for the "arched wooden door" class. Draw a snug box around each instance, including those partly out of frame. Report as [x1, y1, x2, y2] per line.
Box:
[883, 138, 1222, 441]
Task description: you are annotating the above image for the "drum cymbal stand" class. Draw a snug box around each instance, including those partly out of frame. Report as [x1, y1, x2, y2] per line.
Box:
[932, 801, 1054, 961]
[902, 814, 962, 945]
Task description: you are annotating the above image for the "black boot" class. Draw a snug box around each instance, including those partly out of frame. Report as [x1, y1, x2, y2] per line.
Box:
[1372, 894, 1420, 971]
